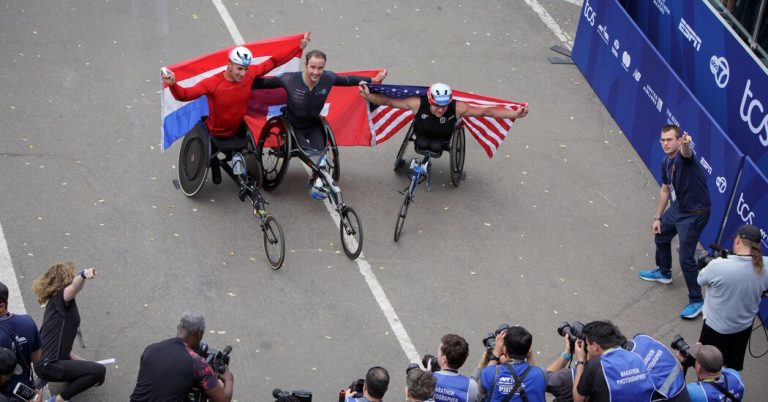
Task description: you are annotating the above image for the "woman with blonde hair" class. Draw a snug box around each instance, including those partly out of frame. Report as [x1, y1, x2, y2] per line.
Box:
[32, 263, 105, 402]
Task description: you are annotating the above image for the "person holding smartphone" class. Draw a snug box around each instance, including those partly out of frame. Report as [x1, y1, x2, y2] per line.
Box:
[0, 347, 38, 401]
[32, 263, 105, 402]
[0, 282, 42, 400]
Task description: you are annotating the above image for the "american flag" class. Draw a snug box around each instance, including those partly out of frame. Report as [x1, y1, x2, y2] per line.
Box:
[366, 84, 526, 158]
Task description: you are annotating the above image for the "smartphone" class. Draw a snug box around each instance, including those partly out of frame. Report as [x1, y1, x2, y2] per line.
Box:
[160, 67, 171, 78]
[13, 382, 37, 400]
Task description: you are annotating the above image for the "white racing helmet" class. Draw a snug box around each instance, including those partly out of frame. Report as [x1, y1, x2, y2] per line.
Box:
[228, 46, 253, 67]
[428, 83, 453, 106]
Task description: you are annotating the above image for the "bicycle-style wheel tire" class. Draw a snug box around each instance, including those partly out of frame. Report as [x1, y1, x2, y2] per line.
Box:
[450, 126, 466, 187]
[394, 193, 411, 242]
[340, 206, 363, 260]
[178, 125, 210, 197]
[262, 214, 285, 270]
[256, 117, 292, 191]
[323, 118, 341, 182]
[394, 123, 415, 171]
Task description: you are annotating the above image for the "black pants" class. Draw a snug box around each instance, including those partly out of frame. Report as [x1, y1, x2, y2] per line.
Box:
[37, 360, 106, 400]
[415, 135, 449, 154]
[699, 320, 752, 371]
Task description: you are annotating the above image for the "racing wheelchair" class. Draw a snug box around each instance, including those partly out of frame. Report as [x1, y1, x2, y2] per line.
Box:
[175, 122, 285, 269]
[254, 113, 363, 260]
[392, 122, 466, 241]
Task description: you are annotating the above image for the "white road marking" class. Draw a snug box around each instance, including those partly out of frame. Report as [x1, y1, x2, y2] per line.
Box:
[0, 223, 26, 314]
[211, 0, 421, 364]
[523, 0, 575, 50]
[211, 0, 245, 45]
[562, 0, 583, 7]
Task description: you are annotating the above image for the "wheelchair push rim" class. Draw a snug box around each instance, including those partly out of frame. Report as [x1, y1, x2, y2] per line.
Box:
[178, 125, 210, 197]
[256, 117, 292, 191]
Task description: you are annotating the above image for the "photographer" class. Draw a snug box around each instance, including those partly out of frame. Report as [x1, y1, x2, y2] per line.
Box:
[130, 311, 234, 402]
[406, 368, 437, 402]
[344, 366, 389, 402]
[572, 321, 655, 402]
[680, 344, 744, 401]
[476, 326, 546, 402]
[0, 282, 41, 399]
[433, 334, 480, 402]
[0, 348, 38, 402]
[696, 224, 768, 371]
[543, 335, 575, 402]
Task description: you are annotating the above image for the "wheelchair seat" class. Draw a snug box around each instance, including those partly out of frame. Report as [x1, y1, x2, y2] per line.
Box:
[210, 133, 252, 153]
[414, 135, 450, 158]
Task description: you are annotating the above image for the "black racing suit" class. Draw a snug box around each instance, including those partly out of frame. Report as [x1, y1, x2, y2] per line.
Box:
[413, 97, 458, 154]
[253, 71, 371, 160]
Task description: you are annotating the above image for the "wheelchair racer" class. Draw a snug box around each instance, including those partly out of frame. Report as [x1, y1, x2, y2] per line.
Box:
[252, 50, 386, 197]
[359, 82, 529, 154]
[161, 34, 309, 184]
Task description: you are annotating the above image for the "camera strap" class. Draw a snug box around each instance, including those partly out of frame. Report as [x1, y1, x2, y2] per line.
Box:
[708, 376, 738, 402]
[490, 363, 531, 402]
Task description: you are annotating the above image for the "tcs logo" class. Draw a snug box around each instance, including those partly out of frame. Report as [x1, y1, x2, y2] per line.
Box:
[739, 79, 768, 147]
[584, 0, 596, 26]
[736, 192, 755, 225]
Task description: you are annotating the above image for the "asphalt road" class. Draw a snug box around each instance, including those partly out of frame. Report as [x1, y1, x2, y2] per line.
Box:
[1, 0, 765, 400]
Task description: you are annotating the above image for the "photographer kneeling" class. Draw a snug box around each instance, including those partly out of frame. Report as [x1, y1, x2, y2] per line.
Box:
[680, 344, 744, 401]
[696, 224, 768, 371]
[344, 366, 389, 402]
[130, 311, 234, 402]
[476, 326, 546, 402]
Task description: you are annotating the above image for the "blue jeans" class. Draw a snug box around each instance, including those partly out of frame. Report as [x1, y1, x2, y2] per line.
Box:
[655, 204, 710, 303]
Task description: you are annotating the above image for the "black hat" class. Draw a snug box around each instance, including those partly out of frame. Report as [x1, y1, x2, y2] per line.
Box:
[0, 347, 22, 376]
[733, 224, 761, 243]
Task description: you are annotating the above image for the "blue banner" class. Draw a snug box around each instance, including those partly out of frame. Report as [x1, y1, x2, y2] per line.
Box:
[720, 156, 768, 248]
[624, 0, 768, 176]
[572, 0, 744, 246]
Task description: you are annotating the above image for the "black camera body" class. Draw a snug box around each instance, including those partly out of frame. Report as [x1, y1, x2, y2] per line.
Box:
[557, 321, 585, 352]
[696, 243, 731, 270]
[482, 324, 510, 355]
[186, 343, 232, 402]
[273, 388, 312, 401]
[338, 379, 365, 402]
[406, 354, 440, 374]
[670, 334, 691, 359]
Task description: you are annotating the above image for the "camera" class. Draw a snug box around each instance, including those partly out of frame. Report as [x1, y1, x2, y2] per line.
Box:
[273, 388, 312, 401]
[557, 321, 585, 353]
[186, 343, 232, 402]
[696, 243, 730, 270]
[482, 324, 510, 354]
[338, 378, 365, 402]
[670, 335, 691, 359]
[406, 354, 440, 374]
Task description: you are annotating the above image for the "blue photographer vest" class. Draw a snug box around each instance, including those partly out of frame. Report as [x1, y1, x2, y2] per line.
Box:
[630, 334, 686, 398]
[600, 347, 655, 402]
[691, 369, 744, 401]
[434, 372, 470, 402]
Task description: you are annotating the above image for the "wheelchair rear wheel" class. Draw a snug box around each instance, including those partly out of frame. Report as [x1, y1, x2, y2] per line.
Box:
[262, 213, 285, 270]
[340, 206, 363, 260]
[449, 126, 466, 187]
[322, 118, 341, 182]
[178, 125, 210, 197]
[394, 123, 415, 171]
[256, 117, 292, 191]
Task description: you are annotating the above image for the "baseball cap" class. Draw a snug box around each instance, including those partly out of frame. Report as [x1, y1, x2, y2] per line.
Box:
[0, 281, 7, 305]
[689, 344, 723, 373]
[0, 347, 22, 376]
[733, 224, 761, 243]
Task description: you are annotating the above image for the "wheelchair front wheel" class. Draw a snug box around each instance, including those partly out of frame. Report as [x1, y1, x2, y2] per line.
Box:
[256, 117, 292, 191]
[178, 125, 210, 197]
[394, 193, 411, 242]
[449, 127, 466, 187]
[340, 206, 363, 260]
[261, 214, 285, 270]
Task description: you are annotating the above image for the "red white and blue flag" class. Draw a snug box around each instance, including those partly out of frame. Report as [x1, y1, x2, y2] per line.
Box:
[160, 33, 305, 151]
[365, 84, 527, 158]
